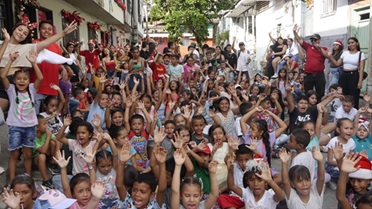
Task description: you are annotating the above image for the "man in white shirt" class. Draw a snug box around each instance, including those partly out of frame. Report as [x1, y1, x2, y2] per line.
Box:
[237, 42, 251, 79]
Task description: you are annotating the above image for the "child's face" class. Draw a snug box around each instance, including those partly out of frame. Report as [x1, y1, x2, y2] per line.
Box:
[37, 119, 48, 133]
[163, 56, 170, 64]
[83, 80, 89, 87]
[131, 182, 155, 208]
[251, 86, 260, 96]
[290, 178, 311, 196]
[73, 111, 84, 119]
[170, 81, 178, 90]
[97, 157, 113, 176]
[279, 70, 286, 78]
[288, 73, 294, 80]
[212, 127, 226, 144]
[180, 129, 191, 144]
[142, 97, 152, 110]
[342, 102, 353, 113]
[219, 99, 230, 112]
[350, 178, 371, 194]
[260, 100, 271, 110]
[181, 184, 203, 209]
[337, 120, 354, 140]
[209, 72, 216, 80]
[112, 95, 122, 107]
[112, 112, 124, 126]
[236, 153, 252, 171]
[153, 90, 160, 101]
[165, 123, 175, 139]
[183, 92, 191, 100]
[197, 152, 211, 166]
[357, 125, 368, 140]
[189, 80, 196, 88]
[166, 170, 173, 186]
[131, 118, 144, 135]
[249, 122, 263, 139]
[99, 93, 110, 108]
[175, 115, 186, 126]
[308, 94, 317, 106]
[72, 181, 92, 207]
[247, 174, 266, 196]
[190, 88, 197, 97]
[114, 129, 128, 148]
[171, 57, 178, 65]
[44, 99, 58, 114]
[297, 99, 309, 113]
[78, 92, 85, 100]
[303, 123, 315, 139]
[76, 126, 92, 146]
[287, 134, 299, 150]
[200, 95, 206, 105]
[14, 72, 30, 92]
[192, 119, 205, 136]
[13, 183, 36, 209]
[207, 80, 214, 89]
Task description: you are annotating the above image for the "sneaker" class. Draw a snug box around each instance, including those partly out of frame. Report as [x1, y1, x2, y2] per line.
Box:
[42, 179, 54, 189]
[271, 74, 278, 79]
[48, 164, 60, 175]
[328, 181, 337, 190]
[0, 166, 4, 175]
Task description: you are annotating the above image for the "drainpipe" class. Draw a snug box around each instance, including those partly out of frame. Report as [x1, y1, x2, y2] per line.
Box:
[368, 2, 372, 102]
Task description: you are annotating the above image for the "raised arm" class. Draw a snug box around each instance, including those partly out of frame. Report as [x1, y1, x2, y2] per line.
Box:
[171, 149, 185, 209]
[240, 106, 261, 135]
[312, 146, 325, 195]
[1, 52, 18, 89]
[268, 32, 277, 44]
[285, 85, 295, 112]
[55, 116, 71, 145]
[266, 110, 287, 138]
[53, 151, 72, 198]
[226, 153, 242, 197]
[94, 73, 107, 104]
[0, 29, 10, 61]
[50, 84, 66, 113]
[27, 51, 43, 90]
[204, 161, 219, 209]
[153, 146, 167, 206]
[279, 148, 292, 198]
[116, 141, 134, 201]
[292, 24, 303, 45]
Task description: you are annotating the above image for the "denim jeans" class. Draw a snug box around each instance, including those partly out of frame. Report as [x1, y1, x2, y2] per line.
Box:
[34, 93, 47, 115]
[328, 67, 340, 87]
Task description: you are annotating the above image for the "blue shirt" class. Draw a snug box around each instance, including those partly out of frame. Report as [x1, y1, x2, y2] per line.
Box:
[87, 102, 107, 132]
[353, 134, 372, 161]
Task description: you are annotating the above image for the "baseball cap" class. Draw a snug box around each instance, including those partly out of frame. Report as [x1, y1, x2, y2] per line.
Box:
[38, 189, 77, 209]
[239, 42, 245, 46]
[310, 33, 321, 40]
[195, 143, 213, 155]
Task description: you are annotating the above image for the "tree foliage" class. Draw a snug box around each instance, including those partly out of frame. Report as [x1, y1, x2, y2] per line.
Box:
[150, 0, 233, 44]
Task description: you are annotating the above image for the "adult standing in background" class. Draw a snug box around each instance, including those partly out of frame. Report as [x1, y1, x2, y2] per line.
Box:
[236, 42, 251, 79]
[324, 37, 366, 108]
[79, 40, 103, 81]
[293, 24, 327, 99]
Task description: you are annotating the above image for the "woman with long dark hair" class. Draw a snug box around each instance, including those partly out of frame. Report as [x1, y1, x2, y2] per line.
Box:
[323, 37, 366, 108]
[327, 40, 344, 89]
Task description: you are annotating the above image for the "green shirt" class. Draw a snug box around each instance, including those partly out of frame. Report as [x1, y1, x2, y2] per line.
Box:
[191, 158, 210, 194]
[32, 132, 55, 157]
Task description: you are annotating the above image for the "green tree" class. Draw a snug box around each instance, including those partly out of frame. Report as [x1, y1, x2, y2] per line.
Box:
[150, 0, 233, 45]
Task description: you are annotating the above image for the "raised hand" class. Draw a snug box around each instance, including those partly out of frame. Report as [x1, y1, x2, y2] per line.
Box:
[119, 141, 134, 164]
[53, 150, 71, 169]
[136, 100, 146, 110]
[226, 153, 235, 170]
[182, 106, 191, 119]
[228, 137, 240, 151]
[164, 88, 171, 94]
[311, 146, 323, 162]
[50, 83, 61, 91]
[208, 161, 218, 175]
[63, 116, 72, 126]
[26, 51, 38, 64]
[172, 131, 184, 149]
[279, 148, 291, 164]
[1, 189, 20, 209]
[154, 126, 166, 145]
[154, 146, 167, 164]
[332, 142, 344, 161]
[246, 137, 259, 151]
[99, 73, 107, 84]
[63, 21, 78, 35]
[92, 114, 101, 128]
[255, 106, 264, 112]
[91, 182, 105, 199]
[133, 77, 139, 85]
[2, 28, 10, 41]
[341, 154, 362, 173]
[174, 149, 185, 166]
[9, 52, 19, 62]
[363, 92, 371, 102]
[255, 162, 272, 182]
[119, 83, 126, 91]
[125, 96, 133, 107]
[197, 106, 204, 115]
[81, 148, 96, 164]
[208, 108, 216, 118]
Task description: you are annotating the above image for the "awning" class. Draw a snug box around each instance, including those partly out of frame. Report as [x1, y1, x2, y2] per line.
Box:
[225, 0, 257, 17]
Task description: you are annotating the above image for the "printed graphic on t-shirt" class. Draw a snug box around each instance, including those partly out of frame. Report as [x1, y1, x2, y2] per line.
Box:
[16, 94, 35, 122]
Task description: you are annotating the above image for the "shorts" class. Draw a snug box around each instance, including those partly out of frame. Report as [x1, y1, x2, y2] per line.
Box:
[8, 126, 36, 151]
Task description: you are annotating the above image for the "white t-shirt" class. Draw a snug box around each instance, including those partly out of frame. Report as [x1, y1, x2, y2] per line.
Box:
[291, 150, 315, 181]
[68, 139, 97, 175]
[334, 106, 357, 122]
[326, 136, 356, 162]
[286, 184, 325, 209]
[242, 188, 278, 209]
[237, 50, 251, 72]
[327, 98, 342, 117]
[341, 51, 366, 70]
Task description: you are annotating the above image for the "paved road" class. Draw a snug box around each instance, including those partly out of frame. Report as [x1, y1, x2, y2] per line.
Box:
[0, 125, 338, 208]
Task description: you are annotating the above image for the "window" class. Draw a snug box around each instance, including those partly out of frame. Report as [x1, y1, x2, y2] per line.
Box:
[0, 0, 5, 39]
[322, 0, 337, 16]
[62, 18, 79, 45]
[88, 25, 96, 41]
[127, 0, 132, 13]
[138, 0, 141, 23]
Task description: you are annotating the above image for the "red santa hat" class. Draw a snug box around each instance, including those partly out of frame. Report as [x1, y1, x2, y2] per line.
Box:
[349, 154, 372, 179]
[333, 40, 344, 48]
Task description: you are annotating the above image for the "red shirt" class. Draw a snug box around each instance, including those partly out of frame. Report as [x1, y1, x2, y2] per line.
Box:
[301, 41, 327, 73]
[150, 62, 167, 82]
[30, 40, 61, 96]
[80, 49, 101, 73]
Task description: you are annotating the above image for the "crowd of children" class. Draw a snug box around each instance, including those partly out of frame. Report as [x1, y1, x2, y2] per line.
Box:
[1, 21, 372, 209]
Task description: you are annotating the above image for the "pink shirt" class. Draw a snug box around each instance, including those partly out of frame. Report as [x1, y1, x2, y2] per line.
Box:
[183, 63, 199, 83]
[69, 201, 99, 209]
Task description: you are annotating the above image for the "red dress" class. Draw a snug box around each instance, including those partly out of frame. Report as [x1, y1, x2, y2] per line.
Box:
[150, 62, 167, 82]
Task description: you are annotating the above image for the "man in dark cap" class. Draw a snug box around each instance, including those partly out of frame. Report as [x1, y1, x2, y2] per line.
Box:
[293, 24, 327, 99]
